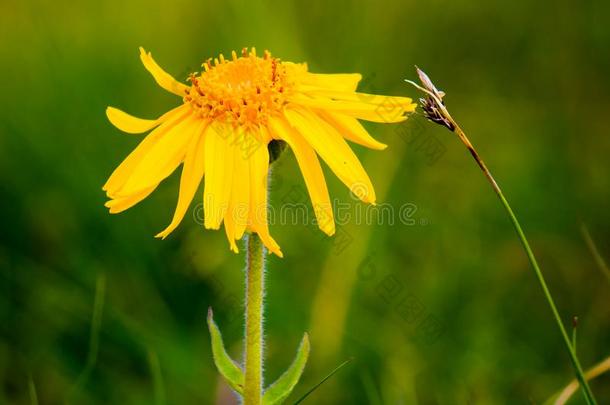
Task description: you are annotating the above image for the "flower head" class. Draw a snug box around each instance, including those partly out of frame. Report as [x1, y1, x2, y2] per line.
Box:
[104, 47, 416, 256]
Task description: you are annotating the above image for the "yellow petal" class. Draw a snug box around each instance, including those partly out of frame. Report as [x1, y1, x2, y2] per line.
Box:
[248, 127, 283, 256]
[139, 47, 189, 96]
[155, 121, 208, 239]
[302, 89, 416, 122]
[300, 73, 362, 92]
[223, 212, 239, 253]
[105, 185, 157, 213]
[287, 94, 412, 123]
[316, 110, 387, 150]
[117, 115, 199, 197]
[222, 129, 253, 254]
[268, 117, 335, 236]
[103, 108, 191, 195]
[230, 131, 251, 240]
[302, 89, 415, 107]
[284, 107, 376, 204]
[203, 124, 235, 230]
[106, 104, 187, 134]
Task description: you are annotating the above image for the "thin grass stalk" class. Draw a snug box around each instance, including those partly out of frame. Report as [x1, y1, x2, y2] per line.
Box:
[407, 69, 597, 405]
[451, 120, 597, 405]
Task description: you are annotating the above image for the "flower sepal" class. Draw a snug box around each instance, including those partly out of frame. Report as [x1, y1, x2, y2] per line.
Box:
[262, 333, 310, 405]
[207, 308, 245, 395]
[207, 307, 310, 403]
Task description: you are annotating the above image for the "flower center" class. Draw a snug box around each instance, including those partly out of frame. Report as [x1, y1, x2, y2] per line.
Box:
[184, 48, 294, 128]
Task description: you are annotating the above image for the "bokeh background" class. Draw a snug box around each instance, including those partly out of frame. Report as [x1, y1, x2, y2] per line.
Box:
[1, 0, 609, 403]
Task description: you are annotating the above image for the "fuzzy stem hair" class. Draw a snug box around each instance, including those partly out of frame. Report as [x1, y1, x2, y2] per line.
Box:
[244, 232, 265, 405]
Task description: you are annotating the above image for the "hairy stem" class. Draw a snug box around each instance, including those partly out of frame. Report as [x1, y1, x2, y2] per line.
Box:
[244, 232, 265, 405]
[453, 123, 597, 405]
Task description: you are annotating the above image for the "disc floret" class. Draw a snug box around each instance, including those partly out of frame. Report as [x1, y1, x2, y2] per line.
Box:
[184, 48, 293, 129]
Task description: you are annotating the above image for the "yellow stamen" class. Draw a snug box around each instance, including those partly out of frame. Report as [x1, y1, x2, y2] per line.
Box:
[184, 48, 294, 129]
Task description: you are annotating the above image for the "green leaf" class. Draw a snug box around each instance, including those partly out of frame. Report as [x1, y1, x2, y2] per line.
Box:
[263, 333, 310, 405]
[66, 273, 106, 404]
[207, 308, 244, 395]
[291, 357, 353, 405]
[28, 374, 38, 405]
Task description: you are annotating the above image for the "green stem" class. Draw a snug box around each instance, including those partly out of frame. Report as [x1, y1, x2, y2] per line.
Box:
[453, 124, 597, 405]
[244, 232, 265, 405]
[579, 223, 610, 287]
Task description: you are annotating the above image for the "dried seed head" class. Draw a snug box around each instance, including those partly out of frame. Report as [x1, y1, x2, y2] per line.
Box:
[406, 67, 455, 131]
[419, 96, 455, 131]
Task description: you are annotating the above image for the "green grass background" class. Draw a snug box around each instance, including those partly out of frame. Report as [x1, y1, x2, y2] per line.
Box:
[1, 0, 609, 403]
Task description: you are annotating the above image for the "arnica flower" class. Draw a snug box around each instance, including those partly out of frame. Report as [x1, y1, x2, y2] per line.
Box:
[104, 47, 416, 257]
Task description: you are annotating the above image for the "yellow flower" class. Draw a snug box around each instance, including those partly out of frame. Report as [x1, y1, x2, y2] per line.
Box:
[104, 47, 416, 257]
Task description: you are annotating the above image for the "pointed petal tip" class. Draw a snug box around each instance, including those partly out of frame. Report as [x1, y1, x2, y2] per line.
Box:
[267, 245, 283, 258]
[374, 142, 388, 150]
[264, 240, 284, 258]
[227, 231, 240, 254]
[319, 223, 336, 237]
[272, 243, 284, 258]
[156, 221, 179, 239]
[154, 231, 168, 240]
[104, 107, 114, 122]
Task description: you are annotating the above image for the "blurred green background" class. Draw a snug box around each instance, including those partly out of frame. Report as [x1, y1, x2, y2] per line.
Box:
[1, 0, 609, 403]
